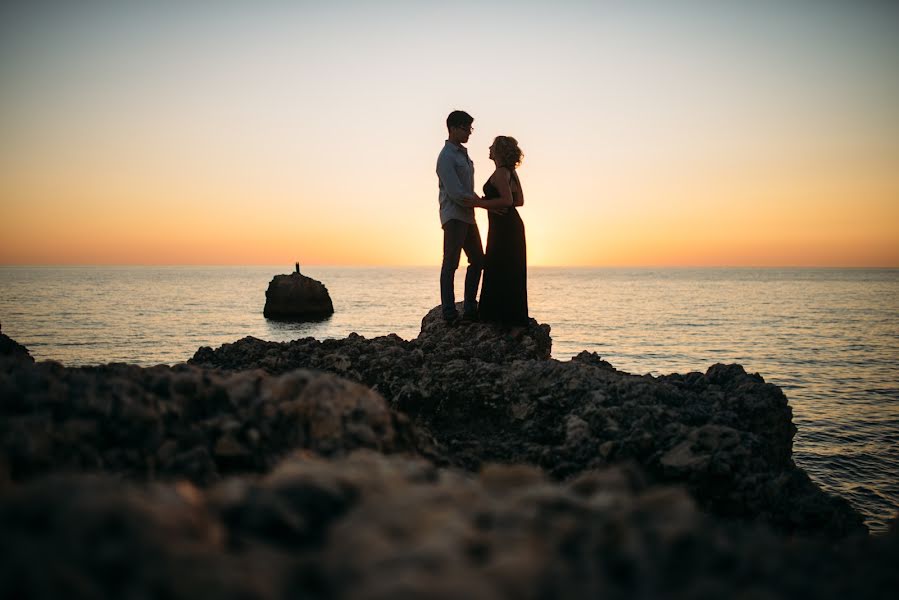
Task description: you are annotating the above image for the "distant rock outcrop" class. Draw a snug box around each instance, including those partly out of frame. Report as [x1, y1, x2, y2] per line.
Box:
[263, 272, 334, 320]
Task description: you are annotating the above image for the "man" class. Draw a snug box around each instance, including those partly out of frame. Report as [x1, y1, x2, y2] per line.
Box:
[436, 110, 484, 323]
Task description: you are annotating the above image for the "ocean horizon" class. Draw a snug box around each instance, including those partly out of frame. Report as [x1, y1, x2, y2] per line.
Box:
[1, 265, 897, 532]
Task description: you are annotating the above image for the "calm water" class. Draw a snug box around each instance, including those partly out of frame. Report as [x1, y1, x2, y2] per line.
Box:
[1, 266, 897, 532]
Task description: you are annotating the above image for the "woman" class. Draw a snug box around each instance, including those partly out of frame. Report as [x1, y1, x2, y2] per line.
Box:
[465, 136, 528, 326]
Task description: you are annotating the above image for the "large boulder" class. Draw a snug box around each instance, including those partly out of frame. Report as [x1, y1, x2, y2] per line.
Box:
[263, 272, 334, 320]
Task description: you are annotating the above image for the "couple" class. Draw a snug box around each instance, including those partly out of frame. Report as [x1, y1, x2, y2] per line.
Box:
[436, 109, 528, 327]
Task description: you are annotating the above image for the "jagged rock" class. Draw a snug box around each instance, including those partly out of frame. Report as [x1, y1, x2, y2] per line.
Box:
[661, 424, 743, 471]
[2, 453, 897, 600]
[0, 321, 893, 595]
[263, 272, 334, 320]
[0, 356, 436, 485]
[418, 302, 552, 361]
[188, 309, 865, 538]
[0, 316, 871, 538]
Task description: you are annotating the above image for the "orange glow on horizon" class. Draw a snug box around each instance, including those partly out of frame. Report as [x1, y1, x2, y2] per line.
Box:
[2, 163, 898, 267]
[2, 3, 898, 268]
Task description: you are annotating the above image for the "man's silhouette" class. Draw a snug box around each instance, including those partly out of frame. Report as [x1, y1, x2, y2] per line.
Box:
[435, 110, 484, 323]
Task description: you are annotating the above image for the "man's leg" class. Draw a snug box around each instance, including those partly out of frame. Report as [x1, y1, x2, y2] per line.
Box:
[440, 219, 466, 320]
[461, 221, 484, 316]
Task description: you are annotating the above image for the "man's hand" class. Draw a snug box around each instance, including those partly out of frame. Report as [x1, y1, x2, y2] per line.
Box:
[461, 195, 481, 208]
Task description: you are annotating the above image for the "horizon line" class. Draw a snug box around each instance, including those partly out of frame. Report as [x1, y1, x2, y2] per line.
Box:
[2, 263, 898, 270]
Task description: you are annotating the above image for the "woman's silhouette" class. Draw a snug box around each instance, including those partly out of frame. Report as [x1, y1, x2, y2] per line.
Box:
[465, 136, 528, 326]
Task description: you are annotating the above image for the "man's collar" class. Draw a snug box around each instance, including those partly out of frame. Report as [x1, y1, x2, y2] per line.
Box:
[445, 139, 467, 152]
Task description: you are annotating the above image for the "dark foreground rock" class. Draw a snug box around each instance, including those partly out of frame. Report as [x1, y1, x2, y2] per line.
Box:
[190, 307, 864, 538]
[2, 452, 897, 600]
[0, 330, 32, 362]
[0, 356, 435, 486]
[263, 272, 334, 320]
[0, 316, 890, 597]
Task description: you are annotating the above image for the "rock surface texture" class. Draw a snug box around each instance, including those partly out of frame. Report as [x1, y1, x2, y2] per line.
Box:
[1, 453, 897, 600]
[190, 306, 864, 538]
[0, 358, 434, 486]
[263, 272, 334, 320]
[1, 311, 896, 599]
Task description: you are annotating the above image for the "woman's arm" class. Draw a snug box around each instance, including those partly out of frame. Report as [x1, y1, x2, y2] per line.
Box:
[474, 168, 514, 209]
[511, 171, 524, 206]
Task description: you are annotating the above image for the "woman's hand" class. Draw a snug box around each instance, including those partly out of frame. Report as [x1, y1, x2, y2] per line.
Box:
[461, 195, 481, 208]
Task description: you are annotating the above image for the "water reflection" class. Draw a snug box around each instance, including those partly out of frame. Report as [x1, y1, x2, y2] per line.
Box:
[264, 314, 334, 338]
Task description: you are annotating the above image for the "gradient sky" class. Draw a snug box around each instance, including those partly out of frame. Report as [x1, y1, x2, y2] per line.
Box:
[1, 0, 897, 266]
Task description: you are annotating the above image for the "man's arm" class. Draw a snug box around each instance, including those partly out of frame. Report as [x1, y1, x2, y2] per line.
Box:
[436, 153, 469, 205]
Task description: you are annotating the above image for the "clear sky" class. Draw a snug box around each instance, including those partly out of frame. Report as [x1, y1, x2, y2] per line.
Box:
[1, 0, 897, 266]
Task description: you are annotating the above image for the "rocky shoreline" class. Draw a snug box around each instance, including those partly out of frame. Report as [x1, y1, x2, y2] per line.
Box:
[1, 309, 897, 598]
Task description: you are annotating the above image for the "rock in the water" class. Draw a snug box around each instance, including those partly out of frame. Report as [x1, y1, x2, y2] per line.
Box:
[263, 272, 334, 320]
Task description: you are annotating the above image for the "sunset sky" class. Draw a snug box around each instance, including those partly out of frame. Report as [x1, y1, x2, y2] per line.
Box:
[1, 1, 897, 267]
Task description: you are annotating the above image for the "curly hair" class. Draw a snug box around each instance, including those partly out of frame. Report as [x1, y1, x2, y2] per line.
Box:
[493, 136, 523, 168]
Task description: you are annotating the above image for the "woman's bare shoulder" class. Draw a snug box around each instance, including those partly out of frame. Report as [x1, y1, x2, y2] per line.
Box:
[491, 166, 512, 180]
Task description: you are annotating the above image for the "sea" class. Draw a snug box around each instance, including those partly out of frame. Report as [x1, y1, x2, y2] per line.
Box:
[1, 266, 897, 532]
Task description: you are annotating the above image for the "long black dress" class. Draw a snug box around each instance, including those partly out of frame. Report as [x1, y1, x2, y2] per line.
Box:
[478, 174, 528, 325]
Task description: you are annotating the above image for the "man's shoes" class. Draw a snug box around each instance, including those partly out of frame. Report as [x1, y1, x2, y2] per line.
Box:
[443, 312, 460, 326]
[460, 310, 479, 323]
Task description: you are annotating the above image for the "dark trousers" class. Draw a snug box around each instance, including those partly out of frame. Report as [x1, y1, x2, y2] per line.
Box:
[440, 219, 484, 318]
